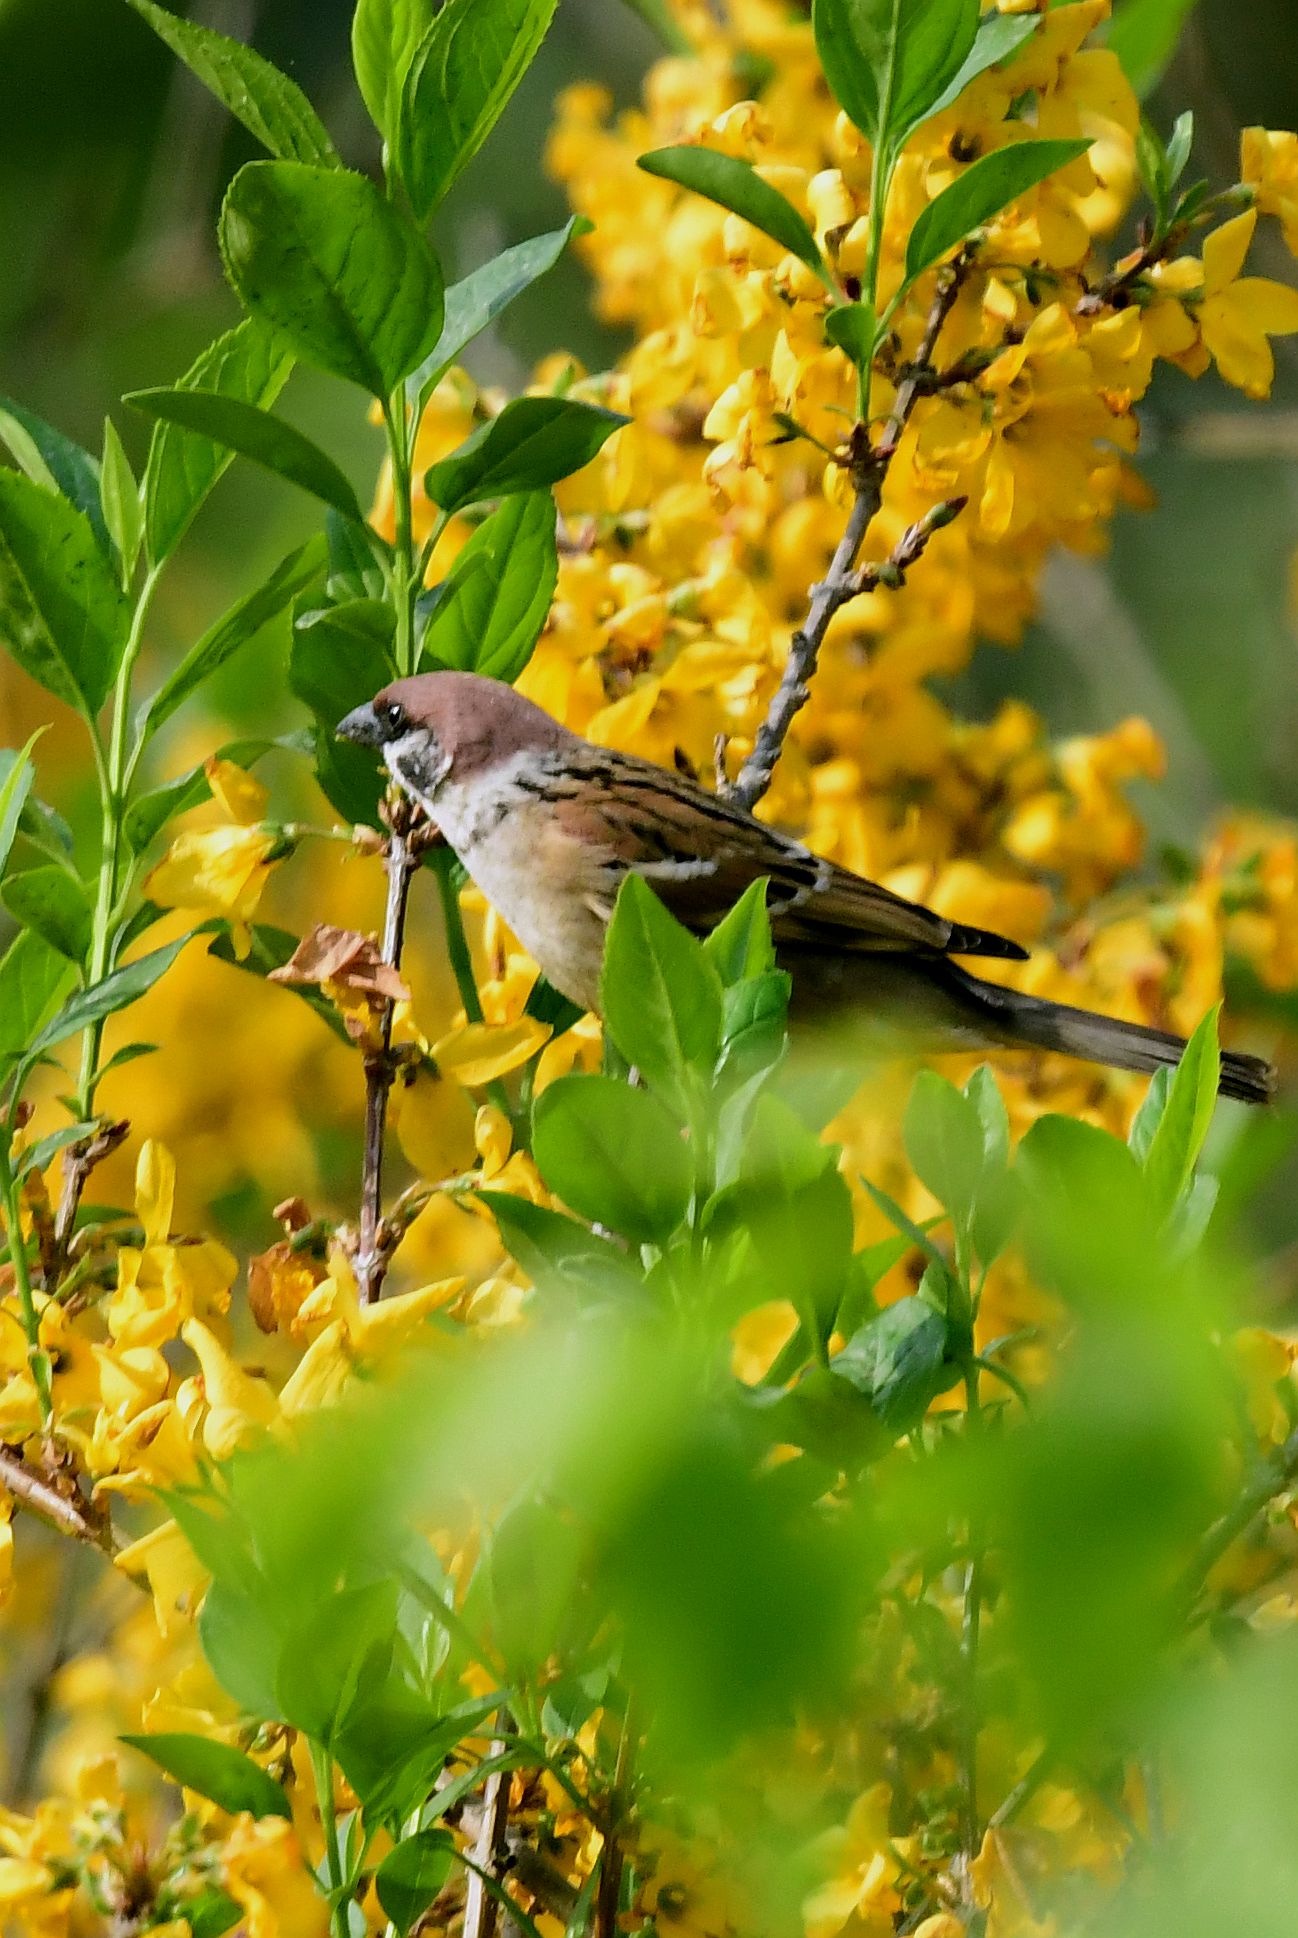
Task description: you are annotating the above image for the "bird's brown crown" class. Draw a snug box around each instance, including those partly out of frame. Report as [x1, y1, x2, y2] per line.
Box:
[371, 671, 571, 779]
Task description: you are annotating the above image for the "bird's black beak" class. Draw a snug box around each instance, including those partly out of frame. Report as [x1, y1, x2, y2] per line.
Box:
[336, 701, 384, 748]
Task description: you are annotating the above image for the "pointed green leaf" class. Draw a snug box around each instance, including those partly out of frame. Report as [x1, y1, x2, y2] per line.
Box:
[532, 1075, 693, 1243]
[0, 399, 107, 549]
[221, 162, 443, 397]
[924, 10, 1040, 120]
[812, 0, 980, 153]
[638, 145, 829, 282]
[425, 397, 628, 516]
[144, 321, 294, 566]
[1, 868, 92, 965]
[121, 1731, 291, 1819]
[352, 0, 436, 144]
[0, 730, 42, 880]
[14, 1119, 100, 1182]
[832, 1295, 953, 1432]
[1142, 1007, 1222, 1218]
[23, 934, 194, 1068]
[123, 0, 339, 166]
[905, 138, 1092, 285]
[99, 419, 143, 586]
[824, 300, 878, 369]
[602, 874, 724, 1106]
[1128, 1064, 1172, 1163]
[0, 931, 76, 1072]
[396, 0, 559, 220]
[421, 491, 557, 683]
[127, 389, 362, 522]
[0, 471, 130, 717]
[408, 218, 588, 408]
[704, 879, 776, 986]
[141, 536, 327, 742]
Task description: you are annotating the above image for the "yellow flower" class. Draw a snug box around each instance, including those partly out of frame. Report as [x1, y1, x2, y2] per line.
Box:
[636, 1828, 736, 1938]
[804, 1785, 916, 1938]
[430, 1016, 553, 1087]
[105, 1141, 236, 1350]
[145, 756, 283, 958]
[221, 1813, 331, 1938]
[1195, 209, 1298, 399]
[1242, 126, 1298, 255]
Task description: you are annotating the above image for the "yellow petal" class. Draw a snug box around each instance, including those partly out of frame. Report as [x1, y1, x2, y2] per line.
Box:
[205, 755, 268, 826]
[432, 1017, 552, 1087]
[135, 1139, 175, 1249]
[1201, 293, 1276, 398]
[1202, 209, 1257, 294]
[181, 1318, 280, 1456]
[1231, 277, 1298, 335]
[393, 1066, 478, 1179]
[278, 1322, 354, 1417]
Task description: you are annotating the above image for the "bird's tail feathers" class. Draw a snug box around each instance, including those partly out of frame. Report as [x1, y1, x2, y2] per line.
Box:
[972, 978, 1274, 1105]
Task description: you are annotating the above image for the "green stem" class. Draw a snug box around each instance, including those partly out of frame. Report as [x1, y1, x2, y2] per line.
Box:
[384, 396, 418, 679]
[0, 1159, 52, 1424]
[861, 142, 893, 424]
[77, 564, 163, 1115]
[960, 1355, 984, 1855]
[310, 1741, 349, 1938]
[433, 849, 484, 1025]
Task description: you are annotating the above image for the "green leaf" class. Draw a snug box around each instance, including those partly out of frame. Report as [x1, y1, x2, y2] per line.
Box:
[120, 1731, 290, 1819]
[0, 729, 41, 879]
[1107, 0, 1197, 98]
[824, 300, 878, 368]
[220, 162, 444, 397]
[812, 0, 980, 154]
[420, 491, 557, 683]
[637, 146, 829, 283]
[0, 471, 130, 717]
[123, 0, 339, 166]
[127, 390, 362, 522]
[408, 219, 588, 408]
[1, 868, 92, 965]
[198, 1584, 284, 1722]
[905, 138, 1092, 285]
[964, 1064, 1010, 1173]
[705, 880, 776, 986]
[532, 1075, 693, 1243]
[144, 321, 293, 566]
[0, 398, 107, 550]
[903, 1068, 985, 1238]
[13, 1119, 99, 1182]
[923, 9, 1040, 120]
[140, 536, 327, 742]
[274, 1580, 398, 1741]
[99, 419, 143, 586]
[375, 1829, 456, 1934]
[425, 397, 628, 517]
[1166, 109, 1195, 189]
[483, 1190, 644, 1304]
[831, 1295, 953, 1432]
[22, 935, 194, 1069]
[602, 875, 723, 1108]
[1142, 1007, 1222, 1219]
[184, 1891, 244, 1938]
[289, 599, 395, 828]
[396, 0, 559, 220]
[352, 0, 436, 144]
[0, 931, 76, 1073]
[1128, 1064, 1172, 1163]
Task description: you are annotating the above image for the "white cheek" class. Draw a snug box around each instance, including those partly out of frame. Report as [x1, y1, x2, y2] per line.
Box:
[386, 733, 450, 806]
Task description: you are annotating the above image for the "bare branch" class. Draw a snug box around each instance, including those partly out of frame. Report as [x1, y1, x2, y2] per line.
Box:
[464, 1728, 513, 1938]
[355, 792, 430, 1306]
[0, 1445, 117, 1555]
[725, 254, 971, 813]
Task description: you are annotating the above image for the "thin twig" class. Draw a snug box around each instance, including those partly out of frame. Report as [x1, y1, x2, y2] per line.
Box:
[49, 1120, 129, 1289]
[355, 794, 426, 1306]
[0, 1444, 117, 1555]
[1178, 1424, 1298, 1610]
[724, 254, 971, 812]
[464, 1728, 513, 1938]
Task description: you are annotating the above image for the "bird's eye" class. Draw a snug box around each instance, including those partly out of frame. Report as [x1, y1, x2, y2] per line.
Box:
[384, 701, 407, 735]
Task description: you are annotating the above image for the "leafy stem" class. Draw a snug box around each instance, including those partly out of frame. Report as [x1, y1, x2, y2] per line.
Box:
[78, 563, 164, 1117]
[310, 1740, 350, 1938]
[0, 1152, 52, 1422]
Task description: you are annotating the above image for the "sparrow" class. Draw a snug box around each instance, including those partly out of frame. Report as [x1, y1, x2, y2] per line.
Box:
[337, 672, 1274, 1105]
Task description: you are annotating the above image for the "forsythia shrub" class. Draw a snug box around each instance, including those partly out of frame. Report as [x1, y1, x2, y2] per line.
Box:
[2, 1, 1298, 1934]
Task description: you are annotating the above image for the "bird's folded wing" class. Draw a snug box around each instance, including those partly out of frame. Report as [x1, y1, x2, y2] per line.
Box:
[553, 752, 1026, 960]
